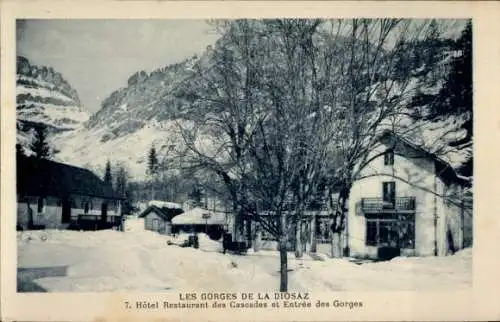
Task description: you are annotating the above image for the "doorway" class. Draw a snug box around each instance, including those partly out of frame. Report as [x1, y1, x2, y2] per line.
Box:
[61, 198, 71, 223]
[101, 203, 108, 223]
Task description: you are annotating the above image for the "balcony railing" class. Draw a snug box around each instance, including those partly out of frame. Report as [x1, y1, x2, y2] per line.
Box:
[361, 197, 415, 212]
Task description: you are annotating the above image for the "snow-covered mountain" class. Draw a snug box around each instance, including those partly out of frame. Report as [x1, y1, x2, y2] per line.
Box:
[22, 23, 470, 183]
[16, 56, 89, 154]
[52, 54, 204, 179]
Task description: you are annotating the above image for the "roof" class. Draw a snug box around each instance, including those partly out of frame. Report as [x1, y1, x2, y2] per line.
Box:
[138, 205, 184, 221]
[148, 200, 183, 210]
[379, 130, 471, 187]
[171, 207, 227, 225]
[17, 156, 124, 199]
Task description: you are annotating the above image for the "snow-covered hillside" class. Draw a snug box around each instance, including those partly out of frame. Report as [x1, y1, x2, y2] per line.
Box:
[17, 229, 472, 292]
[52, 119, 186, 179]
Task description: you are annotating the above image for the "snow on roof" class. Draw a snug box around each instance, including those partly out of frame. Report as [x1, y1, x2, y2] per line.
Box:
[171, 207, 227, 225]
[148, 200, 183, 210]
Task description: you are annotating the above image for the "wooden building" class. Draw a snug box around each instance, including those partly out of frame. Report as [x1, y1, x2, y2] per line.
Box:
[138, 201, 184, 234]
[17, 156, 124, 230]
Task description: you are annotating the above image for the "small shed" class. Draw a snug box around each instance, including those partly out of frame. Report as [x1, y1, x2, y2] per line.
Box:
[138, 201, 184, 234]
[171, 207, 228, 240]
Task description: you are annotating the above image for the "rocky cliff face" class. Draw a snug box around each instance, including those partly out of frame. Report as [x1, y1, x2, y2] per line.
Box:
[16, 56, 89, 154]
[85, 56, 198, 138]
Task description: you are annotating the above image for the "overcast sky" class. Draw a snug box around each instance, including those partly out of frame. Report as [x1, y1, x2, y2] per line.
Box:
[17, 19, 220, 113]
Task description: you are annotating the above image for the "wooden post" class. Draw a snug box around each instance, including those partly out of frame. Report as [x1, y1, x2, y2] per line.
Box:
[460, 187, 465, 249]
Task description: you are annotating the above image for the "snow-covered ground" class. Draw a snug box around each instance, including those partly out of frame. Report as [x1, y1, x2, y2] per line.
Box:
[17, 230, 471, 292]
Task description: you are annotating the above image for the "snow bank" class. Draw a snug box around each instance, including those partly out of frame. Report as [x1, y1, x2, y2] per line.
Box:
[294, 249, 472, 291]
[17, 230, 472, 292]
[197, 233, 223, 252]
[18, 230, 277, 292]
[360, 249, 472, 290]
[164, 233, 191, 245]
[164, 233, 222, 253]
[123, 217, 144, 233]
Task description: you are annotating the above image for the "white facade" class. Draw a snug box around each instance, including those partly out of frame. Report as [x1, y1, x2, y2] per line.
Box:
[346, 139, 470, 259]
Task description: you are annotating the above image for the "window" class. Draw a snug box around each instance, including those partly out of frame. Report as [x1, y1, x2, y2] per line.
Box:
[37, 197, 45, 213]
[382, 182, 396, 208]
[384, 149, 394, 166]
[365, 214, 415, 248]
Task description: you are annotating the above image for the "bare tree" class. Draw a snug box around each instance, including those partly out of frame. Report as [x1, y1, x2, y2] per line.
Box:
[173, 18, 467, 290]
[299, 19, 466, 257]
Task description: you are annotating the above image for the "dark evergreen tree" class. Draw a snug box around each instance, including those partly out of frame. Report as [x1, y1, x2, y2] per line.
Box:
[435, 21, 472, 139]
[147, 144, 160, 200]
[115, 165, 128, 198]
[147, 144, 159, 176]
[188, 184, 205, 208]
[104, 160, 113, 188]
[30, 125, 51, 160]
[444, 21, 472, 176]
[122, 188, 135, 215]
[439, 23, 471, 112]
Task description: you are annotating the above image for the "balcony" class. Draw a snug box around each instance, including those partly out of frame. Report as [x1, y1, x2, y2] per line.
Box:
[361, 197, 415, 213]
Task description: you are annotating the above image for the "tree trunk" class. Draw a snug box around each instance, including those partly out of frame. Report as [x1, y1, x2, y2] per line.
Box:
[234, 208, 245, 242]
[279, 238, 288, 292]
[246, 219, 252, 248]
[27, 203, 34, 230]
[254, 229, 262, 252]
[279, 213, 288, 292]
[151, 179, 155, 201]
[331, 232, 342, 258]
[303, 220, 311, 253]
[295, 219, 303, 258]
[329, 187, 350, 258]
[309, 216, 316, 253]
